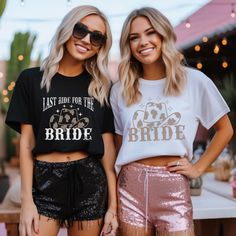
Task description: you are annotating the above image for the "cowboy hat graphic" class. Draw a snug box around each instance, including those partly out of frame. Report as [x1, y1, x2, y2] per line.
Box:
[132, 102, 181, 129]
[49, 108, 89, 130]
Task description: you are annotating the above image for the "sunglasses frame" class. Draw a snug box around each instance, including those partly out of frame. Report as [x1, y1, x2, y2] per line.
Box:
[72, 22, 107, 47]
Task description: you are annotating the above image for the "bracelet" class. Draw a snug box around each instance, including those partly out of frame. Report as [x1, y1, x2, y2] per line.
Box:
[107, 210, 117, 217]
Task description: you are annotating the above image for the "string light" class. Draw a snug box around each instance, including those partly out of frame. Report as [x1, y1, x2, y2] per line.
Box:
[10, 81, 16, 87]
[221, 37, 228, 45]
[222, 60, 228, 68]
[8, 85, 14, 91]
[194, 45, 201, 52]
[0, 72, 3, 78]
[2, 90, 8, 96]
[185, 19, 191, 28]
[213, 44, 220, 54]
[231, 3, 235, 17]
[18, 54, 24, 61]
[3, 97, 9, 103]
[196, 62, 203, 69]
[202, 36, 208, 43]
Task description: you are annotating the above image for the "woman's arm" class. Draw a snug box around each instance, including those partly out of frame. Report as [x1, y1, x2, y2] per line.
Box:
[100, 132, 118, 236]
[19, 124, 39, 236]
[168, 114, 234, 178]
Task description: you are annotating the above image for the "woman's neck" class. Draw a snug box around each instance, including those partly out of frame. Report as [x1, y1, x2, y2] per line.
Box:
[142, 60, 166, 80]
[58, 54, 84, 77]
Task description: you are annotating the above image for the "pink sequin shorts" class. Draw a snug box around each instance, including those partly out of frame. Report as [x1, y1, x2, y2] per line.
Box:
[118, 162, 194, 233]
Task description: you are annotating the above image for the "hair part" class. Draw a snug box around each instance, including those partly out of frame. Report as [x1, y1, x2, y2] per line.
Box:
[119, 7, 187, 106]
[40, 5, 112, 105]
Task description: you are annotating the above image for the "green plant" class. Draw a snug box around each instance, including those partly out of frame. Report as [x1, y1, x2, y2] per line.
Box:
[1, 32, 37, 113]
[0, 0, 7, 18]
[2, 31, 37, 160]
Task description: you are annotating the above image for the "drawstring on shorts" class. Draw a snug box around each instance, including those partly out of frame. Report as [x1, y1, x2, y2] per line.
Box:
[138, 168, 153, 232]
[60, 163, 83, 227]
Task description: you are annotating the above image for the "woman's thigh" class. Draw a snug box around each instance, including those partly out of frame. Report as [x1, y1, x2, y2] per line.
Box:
[68, 219, 103, 236]
[32, 215, 60, 236]
[119, 221, 155, 236]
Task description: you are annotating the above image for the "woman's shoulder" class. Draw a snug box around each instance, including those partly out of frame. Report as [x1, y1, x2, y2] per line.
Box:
[184, 66, 211, 86]
[18, 67, 43, 83]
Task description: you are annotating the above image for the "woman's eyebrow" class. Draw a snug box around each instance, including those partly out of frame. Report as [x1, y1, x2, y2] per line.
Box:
[129, 27, 154, 36]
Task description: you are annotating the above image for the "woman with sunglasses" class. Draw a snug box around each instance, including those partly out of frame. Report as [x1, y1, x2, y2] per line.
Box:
[6, 5, 118, 236]
[110, 7, 233, 236]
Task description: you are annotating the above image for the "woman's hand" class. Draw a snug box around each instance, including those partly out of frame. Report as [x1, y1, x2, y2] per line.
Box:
[100, 210, 118, 236]
[19, 199, 39, 236]
[167, 158, 202, 179]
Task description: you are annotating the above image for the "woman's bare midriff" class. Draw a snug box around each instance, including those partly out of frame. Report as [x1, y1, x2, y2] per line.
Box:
[136, 156, 181, 166]
[36, 151, 88, 162]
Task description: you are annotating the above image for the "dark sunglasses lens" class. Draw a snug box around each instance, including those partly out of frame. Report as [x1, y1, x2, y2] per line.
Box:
[73, 23, 88, 39]
[90, 32, 106, 47]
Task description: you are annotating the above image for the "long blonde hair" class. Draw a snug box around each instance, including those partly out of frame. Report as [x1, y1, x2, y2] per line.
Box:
[119, 7, 186, 106]
[40, 5, 112, 105]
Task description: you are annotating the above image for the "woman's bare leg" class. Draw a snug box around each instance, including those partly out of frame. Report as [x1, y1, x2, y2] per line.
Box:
[157, 228, 195, 236]
[68, 219, 103, 236]
[32, 215, 60, 236]
[119, 221, 155, 236]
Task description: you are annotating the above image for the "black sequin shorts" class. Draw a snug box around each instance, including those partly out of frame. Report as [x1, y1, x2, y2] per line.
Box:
[32, 156, 107, 226]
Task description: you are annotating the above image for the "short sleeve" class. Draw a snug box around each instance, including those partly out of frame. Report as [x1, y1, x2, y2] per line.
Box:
[194, 72, 230, 129]
[110, 83, 123, 135]
[5, 70, 32, 133]
[101, 101, 115, 134]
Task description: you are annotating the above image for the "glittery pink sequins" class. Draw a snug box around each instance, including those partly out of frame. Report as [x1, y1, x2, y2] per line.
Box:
[117, 162, 194, 234]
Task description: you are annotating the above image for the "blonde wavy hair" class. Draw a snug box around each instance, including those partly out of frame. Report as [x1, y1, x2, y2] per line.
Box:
[40, 5, 112, 105]
[119, 7, 187, 106]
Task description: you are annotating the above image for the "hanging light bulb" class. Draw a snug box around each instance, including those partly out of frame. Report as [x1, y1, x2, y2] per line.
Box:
[20, 0, 25, 6]
[2, 90, 8, 96]
[185, 19, 191, 28]
[213, 44, 220, 54]
[3, 97, 9, 103]
[18, 54, 24, 61]
[231, 4, 235, 18]
[10, 81, 16, 87]
[221, 37, 228, 46]
[194, 45, 201, 52]
[8, 85, 14, 91]
[202, 36, 208, 43]
[222, 60, 228, 68]
[196, 62, 203, 69]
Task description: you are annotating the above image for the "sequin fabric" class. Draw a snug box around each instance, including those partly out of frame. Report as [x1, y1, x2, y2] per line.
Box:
[32, 156, 107, 227]
[118, 162, 194, 233]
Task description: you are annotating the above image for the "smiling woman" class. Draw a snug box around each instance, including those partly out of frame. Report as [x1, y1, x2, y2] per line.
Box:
[110, 6, 233, 236]
[5, 5, 118, 236]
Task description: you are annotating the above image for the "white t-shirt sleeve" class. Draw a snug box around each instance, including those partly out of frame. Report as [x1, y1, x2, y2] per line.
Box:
[193, 71, 230, 129]
[110, 82, 123, 135]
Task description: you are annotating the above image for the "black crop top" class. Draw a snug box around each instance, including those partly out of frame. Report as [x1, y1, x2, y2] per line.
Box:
[5, 67, 114, 158]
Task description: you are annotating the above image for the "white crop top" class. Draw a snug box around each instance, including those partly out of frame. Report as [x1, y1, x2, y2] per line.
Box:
[110, 67, 230, 174]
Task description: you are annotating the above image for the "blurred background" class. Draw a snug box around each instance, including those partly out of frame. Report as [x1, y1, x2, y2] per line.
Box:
[0, 0, 236, 235]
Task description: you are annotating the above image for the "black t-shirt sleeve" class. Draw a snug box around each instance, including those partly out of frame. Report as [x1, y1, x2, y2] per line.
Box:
[5, 70, 32, 133]
[101, 102, 115, 134]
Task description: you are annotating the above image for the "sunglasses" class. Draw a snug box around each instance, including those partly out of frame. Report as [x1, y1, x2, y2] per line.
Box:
[72, 22, 107, 47]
